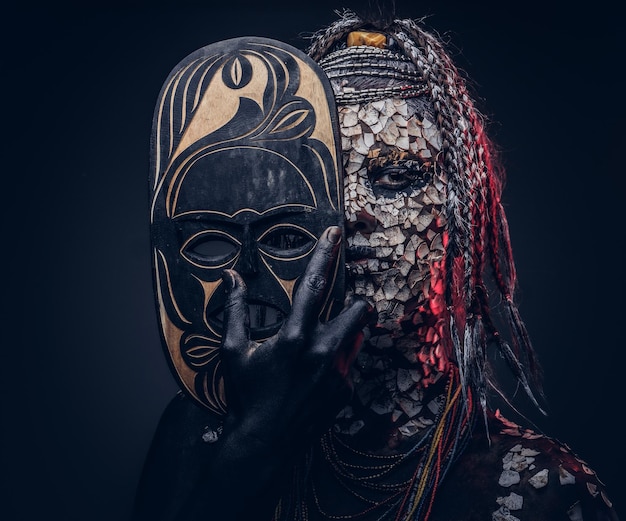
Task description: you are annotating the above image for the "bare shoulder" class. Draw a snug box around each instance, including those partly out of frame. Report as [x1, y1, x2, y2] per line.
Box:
[429, 411, 620, 521]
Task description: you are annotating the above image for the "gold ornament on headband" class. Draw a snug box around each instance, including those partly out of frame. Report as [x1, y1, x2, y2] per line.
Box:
[347, 31, 386, 48]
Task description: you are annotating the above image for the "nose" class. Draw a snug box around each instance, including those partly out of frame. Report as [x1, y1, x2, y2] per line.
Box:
[346, 208, 377, 235]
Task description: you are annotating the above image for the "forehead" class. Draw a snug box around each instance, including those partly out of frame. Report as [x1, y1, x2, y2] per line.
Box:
[338, 97, 435, 125]
[338, 96, 442, 167]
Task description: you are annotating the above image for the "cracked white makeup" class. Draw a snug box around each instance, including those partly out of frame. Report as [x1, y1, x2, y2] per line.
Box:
[340, 98, 446, 327]
[334, 94, 450, 441]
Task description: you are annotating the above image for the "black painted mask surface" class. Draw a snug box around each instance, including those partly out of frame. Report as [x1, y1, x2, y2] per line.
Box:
[150, 37, 343, 413]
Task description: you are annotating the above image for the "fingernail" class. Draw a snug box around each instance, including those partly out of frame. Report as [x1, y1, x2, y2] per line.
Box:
[327, 226, 341, 244]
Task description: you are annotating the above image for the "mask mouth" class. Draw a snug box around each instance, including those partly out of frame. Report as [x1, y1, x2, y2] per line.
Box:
[208, 300, 286, 341]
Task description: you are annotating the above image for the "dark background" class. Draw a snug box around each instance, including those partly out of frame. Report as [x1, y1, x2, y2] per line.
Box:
[4, 1, 624, 519]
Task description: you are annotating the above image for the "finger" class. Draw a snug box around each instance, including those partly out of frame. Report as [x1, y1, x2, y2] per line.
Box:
[221, 269, 250, 356]
[284, 226, 342, 337]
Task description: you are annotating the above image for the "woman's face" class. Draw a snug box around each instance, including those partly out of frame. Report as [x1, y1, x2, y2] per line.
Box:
[340, 97, 448, 333]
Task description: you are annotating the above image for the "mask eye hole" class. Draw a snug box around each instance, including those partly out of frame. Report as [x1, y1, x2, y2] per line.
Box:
[258, 225, 316, 259]
[181, 232, 239, 267]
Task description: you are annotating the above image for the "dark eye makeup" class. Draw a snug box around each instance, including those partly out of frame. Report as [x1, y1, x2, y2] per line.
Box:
[368, 159, 432, 195]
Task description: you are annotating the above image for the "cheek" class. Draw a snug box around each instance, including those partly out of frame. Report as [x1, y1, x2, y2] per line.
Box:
[347, 191, 447, 312]
[344, 167, 375, 224]
[373, 204, 447, 269]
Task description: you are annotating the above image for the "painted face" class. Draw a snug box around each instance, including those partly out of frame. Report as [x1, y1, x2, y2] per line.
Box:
[340, 97, 447, 335]
[149, 37, 343, 413]
[331, 97, 451, 436]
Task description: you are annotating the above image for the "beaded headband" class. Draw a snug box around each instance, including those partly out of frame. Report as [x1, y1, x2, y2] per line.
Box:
[318, 40, 429, 104]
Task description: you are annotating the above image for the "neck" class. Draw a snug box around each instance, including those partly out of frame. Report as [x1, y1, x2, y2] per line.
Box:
[333, 322, 451, 453]
[302, 364, 472, 521]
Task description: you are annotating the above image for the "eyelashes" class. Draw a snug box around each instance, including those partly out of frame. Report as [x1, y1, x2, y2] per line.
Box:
[368, 160, 432, 195]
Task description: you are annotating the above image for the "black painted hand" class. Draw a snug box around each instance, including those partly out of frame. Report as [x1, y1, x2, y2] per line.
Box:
[220, 225, 371, 450]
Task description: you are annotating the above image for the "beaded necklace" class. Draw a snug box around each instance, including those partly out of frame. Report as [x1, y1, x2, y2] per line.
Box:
[273, 365, 476, 521]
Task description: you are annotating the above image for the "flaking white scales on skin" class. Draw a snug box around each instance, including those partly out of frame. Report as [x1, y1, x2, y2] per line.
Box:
[491, 413, 613, 519]
[333, 95, 450, 440]
[494, 443, 548, 519]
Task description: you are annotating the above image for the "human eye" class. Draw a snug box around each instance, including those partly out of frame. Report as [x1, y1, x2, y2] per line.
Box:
[369, 159, 431, 195]
[258, 225, 316, 259]
[180, 231, 239, 267]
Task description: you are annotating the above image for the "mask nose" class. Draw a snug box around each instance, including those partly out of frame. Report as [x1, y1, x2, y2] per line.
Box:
[237, 225, 259, 275]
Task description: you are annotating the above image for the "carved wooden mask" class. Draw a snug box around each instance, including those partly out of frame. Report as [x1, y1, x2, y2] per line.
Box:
[149, 37, 344, 413]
